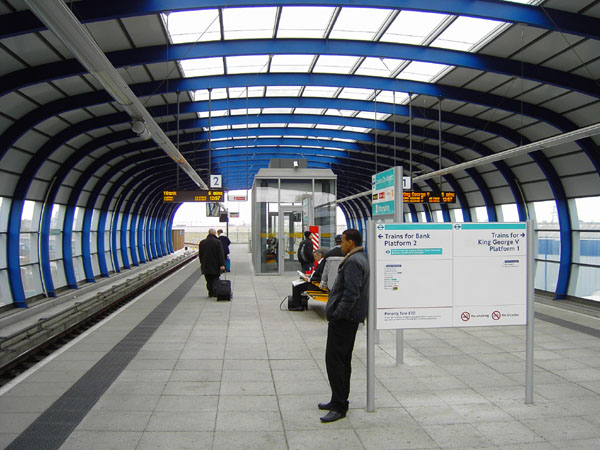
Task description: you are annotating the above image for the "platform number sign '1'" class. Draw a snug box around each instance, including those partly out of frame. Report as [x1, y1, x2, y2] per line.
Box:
[210, 174, 222, 188]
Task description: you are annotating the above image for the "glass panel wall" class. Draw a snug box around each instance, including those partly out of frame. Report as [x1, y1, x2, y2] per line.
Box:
[0, 196, 9, 304]
[473, 206, 488, 222]
[533, 200, 561, 294]
[50, 203, 66, 289]
[255, 179, 279, 273]
[252, 169, 336, 274]
[450, 207, 464, 222]
[500, 203, 519, 222]
[572, 197, 600, 301]
[20, 200, 43, 298]
[315, 179, 336, 250]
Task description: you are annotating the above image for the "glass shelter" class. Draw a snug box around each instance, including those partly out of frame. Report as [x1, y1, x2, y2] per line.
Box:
[252, 166, 336, 275]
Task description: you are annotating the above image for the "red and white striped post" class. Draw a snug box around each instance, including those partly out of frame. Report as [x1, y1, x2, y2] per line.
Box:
[309, 226, 319, 271]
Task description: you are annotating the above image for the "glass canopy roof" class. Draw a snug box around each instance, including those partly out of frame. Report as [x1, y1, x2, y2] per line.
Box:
[162, 2, 542, 151]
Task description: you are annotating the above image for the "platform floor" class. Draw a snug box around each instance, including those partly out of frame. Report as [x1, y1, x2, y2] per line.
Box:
[2, 244, 600, 449]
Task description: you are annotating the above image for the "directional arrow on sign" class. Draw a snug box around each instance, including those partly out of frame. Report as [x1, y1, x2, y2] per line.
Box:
[378, 234, 383, 239]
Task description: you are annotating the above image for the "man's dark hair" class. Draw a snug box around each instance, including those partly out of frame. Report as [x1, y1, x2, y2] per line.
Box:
[304, 231, 311, 238]
[334, 234, 342, 244]
[343, 229, 362, 246]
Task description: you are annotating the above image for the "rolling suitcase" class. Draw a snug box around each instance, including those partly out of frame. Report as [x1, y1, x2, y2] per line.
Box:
[216, 274, 232, 301]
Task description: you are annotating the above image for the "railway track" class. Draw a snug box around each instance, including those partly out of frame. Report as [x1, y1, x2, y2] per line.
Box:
[0, 252, 198, 387]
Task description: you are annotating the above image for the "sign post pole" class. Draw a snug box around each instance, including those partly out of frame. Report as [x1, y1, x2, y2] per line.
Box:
[366, 219, 376, 412]
[394, 167, 404, 364]
[525, 219, 535, 404]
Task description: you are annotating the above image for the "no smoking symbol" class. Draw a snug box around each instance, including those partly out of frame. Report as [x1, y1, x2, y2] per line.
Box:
[492, 311, 501, 320]
[461, 312, 470, 321]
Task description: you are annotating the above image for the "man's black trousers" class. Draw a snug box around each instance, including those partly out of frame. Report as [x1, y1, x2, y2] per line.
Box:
[204, 274, 220, 297]
[325, 319, 359, 413]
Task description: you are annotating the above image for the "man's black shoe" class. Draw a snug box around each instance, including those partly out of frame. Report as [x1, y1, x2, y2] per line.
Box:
[318, 402, 332, 410]
[320, 410, 345, 423]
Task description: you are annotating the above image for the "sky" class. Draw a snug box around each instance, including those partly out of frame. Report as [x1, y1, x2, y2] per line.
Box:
[172, 190, 600, 228]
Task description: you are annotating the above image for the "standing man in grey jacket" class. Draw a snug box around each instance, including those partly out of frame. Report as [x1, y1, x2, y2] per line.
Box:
[319, 229, 369, 423]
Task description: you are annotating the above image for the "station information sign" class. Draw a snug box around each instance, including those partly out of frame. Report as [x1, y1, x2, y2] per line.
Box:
[163, 190, 225, 203]
[375, 222, 527, 330]
[403, 191, 456, 203]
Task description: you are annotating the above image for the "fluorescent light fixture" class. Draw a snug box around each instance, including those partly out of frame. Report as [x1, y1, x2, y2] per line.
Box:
[412, 122, 600, 181]
[25, 0, 210, 191]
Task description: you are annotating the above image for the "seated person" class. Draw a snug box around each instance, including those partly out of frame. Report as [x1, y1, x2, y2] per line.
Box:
[289, 249, 326, 311]
[324, 234, 344, 259]
[319, 255, 344, 290]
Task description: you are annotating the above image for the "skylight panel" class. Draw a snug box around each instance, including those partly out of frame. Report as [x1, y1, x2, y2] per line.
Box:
[356, 111, 388, 120]
[431, 16, 504, 51]
[198, 110, 228, 118]
[375, 90, 409, 104]
[179, 58, 224, 78]
[329, 7, 392, 41]
[193, 88, 228, 102]
[162, 10, 220, 43]
[294, 108, 324, 115]
[270, 55, 315, 73]
[266, 86, 302, 97]
[226, 55, 269, 74]
[261, 123, 286, 128]
[380, 10, 448, 45]
[302, 86, 339, 98]
[355, 57, 404, 77]
[230, 108, 261, 115]
[313, 55, 360, 74]
[396, 62, 450, 82]
[315, 124, 342, 130]
[277, 7, 335, 38]
[263, 108, 293, 114]
[325, 109, 357, 117]
[222, 7, 277, 40]
[338, 87, 374, 100]
[288, 123, 315, 128]
[228, 86, 264, 98]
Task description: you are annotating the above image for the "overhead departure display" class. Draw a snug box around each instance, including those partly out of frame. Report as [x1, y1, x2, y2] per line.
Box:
[403, 191, 456, 203]
[163, 190, 225, 203]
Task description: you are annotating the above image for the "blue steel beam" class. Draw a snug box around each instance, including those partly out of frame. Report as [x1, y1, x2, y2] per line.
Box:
[2, 39, 598, 98]
[3, 0, 600, 41]
[18, 104, 511, 207]
[3, 74, 597, 177]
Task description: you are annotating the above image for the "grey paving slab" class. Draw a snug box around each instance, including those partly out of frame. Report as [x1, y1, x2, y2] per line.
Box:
[521, 416, 600, 441]
[355, 425, 439, 450]
[155, 394, 219, 412]
[220, 380, 276, 396]
[216, 410, 283, 432]
[93, 394, 160, 412]
[212, 430, 288, 450]
[162, 381, 220, 396]
[423, 422, 495, 448]
[4, 246, 600, 450]
[218, 394, 279, 411]
[136, 431, 213, 449]
[286, 429, 365, 450]
[145, 411, 216, 431]
[59, 431, 142, 450]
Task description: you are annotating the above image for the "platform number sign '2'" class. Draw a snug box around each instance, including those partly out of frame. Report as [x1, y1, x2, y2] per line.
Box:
[210, 174, 222, 188]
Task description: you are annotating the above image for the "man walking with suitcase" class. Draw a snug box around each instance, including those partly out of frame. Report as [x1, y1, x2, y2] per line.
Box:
[198, 228, 226, 297]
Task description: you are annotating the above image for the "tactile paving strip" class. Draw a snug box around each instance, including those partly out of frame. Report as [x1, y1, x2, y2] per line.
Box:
[6, 268, 201, 450]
